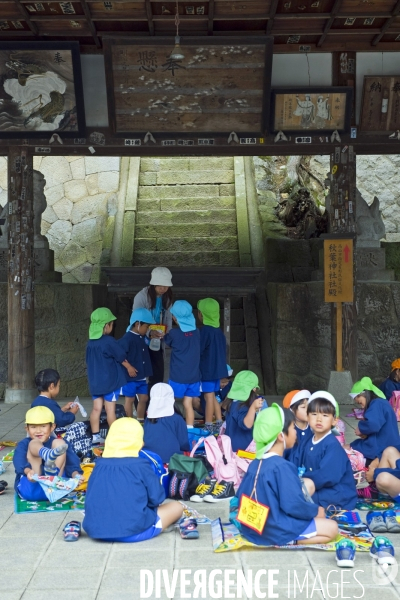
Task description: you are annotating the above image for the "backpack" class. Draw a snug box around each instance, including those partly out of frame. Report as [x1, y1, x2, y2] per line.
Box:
[202, 435, 250, 489]
[63, 422, 92, 459]
[168, 453, 209, 500]
[389, 391, 400, 422]
[344, 447, 366, 472]
[140, 449, 170, 496]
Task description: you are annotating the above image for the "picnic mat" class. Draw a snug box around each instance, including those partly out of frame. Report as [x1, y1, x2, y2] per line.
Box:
[14, 490, 86, 514]
[356, 499, 400, 511]
[212, 518, 374, 553]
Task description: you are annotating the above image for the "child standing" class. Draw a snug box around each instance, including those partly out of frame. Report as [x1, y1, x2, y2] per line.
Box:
[163, 300, 201, 428]
[197, 298, 227, 433]
[13, 407, 82, 501]
[83, 417, 183, 541]
[223, 370, 264, 452]
[31, 369, 78, 429]
[118, 308, 155, 420]
[237, 405, 338, 546]
[143, 383, 190, 463]
[86, 307, 136, 445]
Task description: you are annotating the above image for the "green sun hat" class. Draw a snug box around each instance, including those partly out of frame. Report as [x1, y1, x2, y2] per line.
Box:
[227, 370, 259, 401]
[89, 307, 116, 340]
[254, 403, 285, 459]
[350, 377, 386, 400]
[197, 298, 220, 328]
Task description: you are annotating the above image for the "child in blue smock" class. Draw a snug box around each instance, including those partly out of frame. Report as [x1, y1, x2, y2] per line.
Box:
[143, 383, 190, 463]
[347, 377, 400, 463]
[197, 298, 228, 433]
[195, 365, 233, 419]
[282, 389, 312, 462]
[118, 308, 155, 420]
[31, 368, 78, 429]
[237, 404, 338, 547]
[163, 300, 201, 428]
[86, 307, 136, 445]
[13, 406, 82, 501]
[297, 391, 357, 510]
[379, 358, 400, 400]
[83, 418, 183, 542]
[223, 370, 264, 452]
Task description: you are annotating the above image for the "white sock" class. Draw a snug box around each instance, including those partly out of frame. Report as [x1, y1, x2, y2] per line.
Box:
[187, 425, 194, 429]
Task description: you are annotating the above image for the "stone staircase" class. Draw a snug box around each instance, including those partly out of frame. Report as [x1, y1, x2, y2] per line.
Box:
[133, 157, 239, 266]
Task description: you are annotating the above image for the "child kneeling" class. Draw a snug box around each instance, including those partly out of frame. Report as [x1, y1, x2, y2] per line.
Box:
[237, 405, 338, 546]
[83, 418, 183, 542]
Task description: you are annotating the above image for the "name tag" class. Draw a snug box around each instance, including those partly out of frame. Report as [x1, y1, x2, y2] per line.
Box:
[237, 494, 269, 534]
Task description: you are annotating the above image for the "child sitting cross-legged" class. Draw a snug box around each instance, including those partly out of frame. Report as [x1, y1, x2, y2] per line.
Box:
[83, 418, 183, 542]
[295, 391, 357, 510]
[31, 369, 79, 429]
[13, 407, 83, 502]
[237, 404, 338, 546]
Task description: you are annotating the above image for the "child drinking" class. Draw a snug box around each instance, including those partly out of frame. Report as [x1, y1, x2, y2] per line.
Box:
[237, 404, 338, 546]
[118, 308, 156, 419]
[223, 370, 264, 452]
[197, 298, 227, 433]
[143, 383, 190, 463]
[86, 307, 136, 445]
[31, 369, 78, 429]
[163, 300, 201, 428]
[13, 407, 82, 501]
[83, 418, 183, 541]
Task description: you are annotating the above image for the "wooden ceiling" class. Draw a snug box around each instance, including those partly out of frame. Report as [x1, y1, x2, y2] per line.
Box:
[1, 0, 400, 52]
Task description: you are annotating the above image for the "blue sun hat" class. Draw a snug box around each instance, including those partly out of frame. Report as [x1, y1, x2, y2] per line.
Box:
[170, 300, 196, 332]
[126, 308, 156, 332]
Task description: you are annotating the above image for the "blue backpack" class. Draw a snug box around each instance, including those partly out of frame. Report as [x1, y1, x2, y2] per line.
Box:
[139, 449, 170, 495]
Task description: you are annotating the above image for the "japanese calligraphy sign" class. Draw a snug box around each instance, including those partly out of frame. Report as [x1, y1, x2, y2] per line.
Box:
[324, 239, 354, 303]
[103, 37, 272, 135]
[360, 76, 400, 132]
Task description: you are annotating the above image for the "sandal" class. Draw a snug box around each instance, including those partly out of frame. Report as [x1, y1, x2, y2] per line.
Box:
[0, 481, 8, 488]
[0, 483, 6, 495]
[63, 520, 81, 542]
[179, 518, 199, 540]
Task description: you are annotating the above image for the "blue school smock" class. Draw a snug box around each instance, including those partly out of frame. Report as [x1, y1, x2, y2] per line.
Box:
[286, 424, 314, 464]
[86, 335, 127, 396]
[380, 378, 400, 401]
[350, 398, 400, 460]
[31, 395, 75, 429]
[118, 331, 153, 381]
[13, 435, 82, 491]
[143, 413, 190, 463]
[82, 457, 165, 539]
[299, 432, 357, 509]
[164, 328, 200, 384]
[237, 455, 319, 546]
[225, 402, 254, 452]
[199, 325, 228, 381]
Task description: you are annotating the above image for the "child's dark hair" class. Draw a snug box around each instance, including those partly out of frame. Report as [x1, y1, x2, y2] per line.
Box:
[290, 398, 307, 415]
[148, 402, 184, 424]
[147, 285, 173, 311]
[282, 408, 295, 434]
[355, 389, 375, 410]
[35, 369, 60, 392]
[222, 389, 259, 413]
[307, 397, 336, 416]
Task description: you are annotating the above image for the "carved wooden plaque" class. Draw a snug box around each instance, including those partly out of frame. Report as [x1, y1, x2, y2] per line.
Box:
[360, 76, 400, 132]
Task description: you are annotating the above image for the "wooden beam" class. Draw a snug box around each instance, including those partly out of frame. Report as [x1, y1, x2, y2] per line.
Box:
[208, 0, 214, 35]
[79, 0, 101, 48]
[266, 0, 279, 34]
[14, 0, 39, 36]
[372, 0, 400, 46]
[317, 0, 343, 47]
[145, 0, 155, 36]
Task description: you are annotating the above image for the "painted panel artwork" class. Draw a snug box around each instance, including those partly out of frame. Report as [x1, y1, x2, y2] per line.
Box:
[0, 42, 85, 137]
[104, 37, 272, 135]
[271, 88, 353, 134]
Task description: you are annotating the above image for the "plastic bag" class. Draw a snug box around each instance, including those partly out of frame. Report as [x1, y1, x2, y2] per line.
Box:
[31, 474, 79, 503]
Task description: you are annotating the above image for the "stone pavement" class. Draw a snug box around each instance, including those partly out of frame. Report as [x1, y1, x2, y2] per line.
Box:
[0, 400, 400, 600]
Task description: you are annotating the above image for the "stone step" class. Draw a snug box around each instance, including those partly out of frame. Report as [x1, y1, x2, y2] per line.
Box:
[137, 197, 236, 212]
[136, 209, 236, 225]
[231, 342, 247, 359]
[231, 325, 246, 343]
[140, 157, 234, 172]
[140, 170, 235, 186]
[135, 237, 238, 252]
[136, 223, 237, 238]
[230, 359, 248, 373]
[230, 309, 244, 325]
[133, 250, 239, 267]
[139, 184, 235, 199]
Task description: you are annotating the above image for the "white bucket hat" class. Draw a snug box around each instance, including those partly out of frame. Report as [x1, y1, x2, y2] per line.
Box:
[147, 383, 175, 418]
[150, 267, 173, 287]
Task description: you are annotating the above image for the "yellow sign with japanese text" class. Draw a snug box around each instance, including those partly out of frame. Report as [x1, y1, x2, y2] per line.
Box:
[324, 239, 354, 303]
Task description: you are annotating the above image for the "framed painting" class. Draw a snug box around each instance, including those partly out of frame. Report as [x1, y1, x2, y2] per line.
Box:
[360, 76, 400, 132]
[0, 41, 85, 138]
[103, 37, 273, 136]
[271, 87, 353, 134]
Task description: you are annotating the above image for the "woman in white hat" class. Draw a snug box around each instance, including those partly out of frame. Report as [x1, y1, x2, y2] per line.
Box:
[131, 267, 173, 388]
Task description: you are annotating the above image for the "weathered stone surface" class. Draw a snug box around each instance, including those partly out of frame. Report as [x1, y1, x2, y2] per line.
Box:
[139, 172, 157, 186]
[153, 158, 189, 171]
[70, 158, 85, 180]
[137, 199, 160, 211]
[359, 284, 395, 317]
[219, 184, 235, 196]
[56, 351, 87, 381]
[157, 170, 234, 185]
[59, 241, 87, 271]
[139, 184, 219, 199]
[220, 250, 240, 266]
[133, 251, 221, 266]
[35, 306, 57, 329]
[231, 325, 246, 343]
[135, 238, 157, 251]
[35, 284, 55, 309]
[46, 220, 72, 251]
[231, 342, 247, 359]
[71, 218, 102, 246]
[85, 156, 120, 175]
[85, 173, 99, 196]
[0, 157, 7, 189]
[277, 345, 310, 376]
[65, 376, 89, 397]
[90, 263, 101, 283]
[190, 157, 234, 170]
[42, 205, 58, 224]
[52, 197, 73, 221]
[86, 241, 103, 263]
[157, 236, 237, 251]
[35, 353, 57, 373]
[137, 209, 236, 225]
[121, 211, 136, 265]
[135, 222, 237, 238]
[39, 156, 72, 188]
[98, 171, 120, 193]
[45, 184, 64, 207]
[36, 326, 72, 354]
[160, 197, 236, 211]
[64, 179, 88, 203]
[277, 323, 307, 347]
[102, 216, 115, 249]
[71, 193, 108, 224]
[70, 262, 94, 282]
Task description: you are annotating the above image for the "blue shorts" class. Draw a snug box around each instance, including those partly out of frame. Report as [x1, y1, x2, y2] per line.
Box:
[17, 475, 48, 502]
[201, 380, 220, 393]
[121, 380, 148, 397]
[102, 516, 162, 543]
[168, 380, 200, 398]
[294, 519, 317, 541]
[92, 389, 120, 402]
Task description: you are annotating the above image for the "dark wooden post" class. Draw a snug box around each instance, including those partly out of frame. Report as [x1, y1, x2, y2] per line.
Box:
[5, 148, 36, 403]
[329, 146, 358, 381]
[224, 296, 231, 364]
[332, 52, 356, 125]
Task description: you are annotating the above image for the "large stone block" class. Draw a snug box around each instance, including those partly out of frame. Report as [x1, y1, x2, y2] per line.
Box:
[275, 284, 309, 322]
[98, 171, 120, 193]
[56, 351, 87, 381]
[276, 371, 304, 395]
[135, 238, 157, 251]
[71, 193, 108, 224]
[35, 284, 55, 309]
[40, 156, 72, 188]
[42, 205, 57, 224]
[65, 376, 90, 397]
[133, 251, 221, 267]
[85, 173, 99, 196]
[220, 250, 240, 266]
[219, 184, 235, 196]
[84, 156, 120, 175]
[139, 172, 157, 186]
[160, 197, 236, 211]
[157, 170, 234, 185]
[35, 353, 57, 373]
[86, 241, 103, 264]
[140, 158, 160, 172]
[70, 158, 85, 180]
[53, 285, 91, 324]
[139, 184, 219, 199]
[276, 344, 310, 376]
[190, 157, 234, 171]
[64, 179, 88, 203]
[137, 209, 236, 225]
[102, 216, 115, 250]
[59, 241, 87, 271]
[35, 307, 57, 329]
[70, 262, 94, 282]
[52, 197, 73, 221]
[137, 199, 160, 211]
[358, 284, 395, 318]
[135, 222, 237, 238]
[71, 218, 102, 246]
[156, 158, 189, 171]
[121, 211, 136, 265]
[90, 263, 101, 283]
[46, 220, 72, 252]
[277, 322, 307, 347]
[45, 184, 64, 207]
[36, 326, 73, 355]
[157, 236, 238, 252]
[231, 342, 247, 359]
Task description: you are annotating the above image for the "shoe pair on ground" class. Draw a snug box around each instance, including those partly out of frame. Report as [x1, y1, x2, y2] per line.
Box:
[367, 510, 400, 533]
[190, 479, 235, 503]
[336, 537, 396, 568]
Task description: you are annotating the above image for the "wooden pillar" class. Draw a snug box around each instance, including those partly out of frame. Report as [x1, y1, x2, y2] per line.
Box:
[5, 148, 36, 403]
[329, 146, 358, 381]
[224, 296, 231, 364]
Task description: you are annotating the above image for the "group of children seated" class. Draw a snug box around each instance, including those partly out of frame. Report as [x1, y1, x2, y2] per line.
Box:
[9, 299, 400, 560]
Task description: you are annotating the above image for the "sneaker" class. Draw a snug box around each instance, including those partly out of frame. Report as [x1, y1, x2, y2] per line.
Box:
[336, 539, 356, 568]
[366, 510, 387, 533]
[383, 509, 400, 533]
[91, 434, 105, 446]
[203, 423, 221, 435]
[370, 536, 396, 565]
[190, 479, 216, 502]
[203, 480, 235, 503]
[179, 517, 199, 539]
[354, 469, 369, 489]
